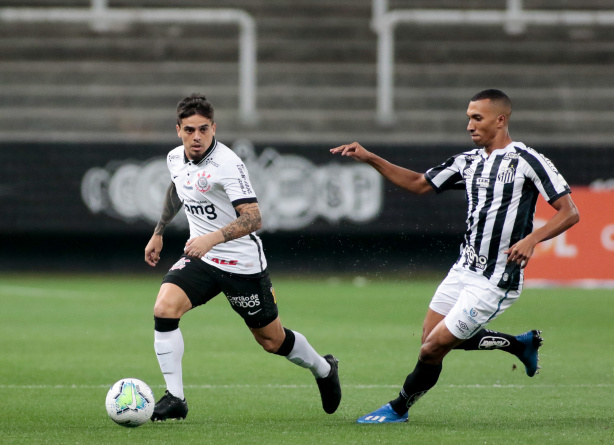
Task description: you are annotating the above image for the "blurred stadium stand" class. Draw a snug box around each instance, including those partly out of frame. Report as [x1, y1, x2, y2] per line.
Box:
[1, 1, 613, 276]
[2, 0, 614, 146]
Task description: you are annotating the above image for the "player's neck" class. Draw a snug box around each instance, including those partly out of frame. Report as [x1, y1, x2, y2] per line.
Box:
[484, 134, 512, 155]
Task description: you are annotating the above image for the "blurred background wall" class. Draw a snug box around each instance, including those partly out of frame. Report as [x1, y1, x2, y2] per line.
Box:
[1, 0, 613, 283]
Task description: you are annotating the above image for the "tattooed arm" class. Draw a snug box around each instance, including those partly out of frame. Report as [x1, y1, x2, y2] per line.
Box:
[145, 182, 183, 266]
[183, 202, 262, 259]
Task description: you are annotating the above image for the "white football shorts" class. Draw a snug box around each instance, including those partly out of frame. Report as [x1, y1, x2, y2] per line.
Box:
[429, 265, 521, 340]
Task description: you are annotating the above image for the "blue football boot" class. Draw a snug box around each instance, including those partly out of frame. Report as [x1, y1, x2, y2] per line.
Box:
[356, 403, 408, 424]
[515, 330, 543, 377]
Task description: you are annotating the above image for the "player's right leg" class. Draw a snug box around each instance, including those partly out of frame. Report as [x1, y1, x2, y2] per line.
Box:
[431, 268, 542, 377]
[151, 282, 192, 421]
[151, 256, 221, 421]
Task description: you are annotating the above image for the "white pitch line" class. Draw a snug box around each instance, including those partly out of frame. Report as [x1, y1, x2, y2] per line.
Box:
[1, 383, 612, 390]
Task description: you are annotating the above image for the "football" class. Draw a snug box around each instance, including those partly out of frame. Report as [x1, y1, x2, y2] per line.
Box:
[105, 378, 155, 427]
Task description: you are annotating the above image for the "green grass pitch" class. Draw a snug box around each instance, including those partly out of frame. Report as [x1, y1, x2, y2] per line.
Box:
[0, 273, 612, 444]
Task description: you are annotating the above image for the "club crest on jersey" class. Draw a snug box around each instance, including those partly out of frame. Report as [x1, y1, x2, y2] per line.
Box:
[497, 167, 516, 184]
[195, 172, 211, 193]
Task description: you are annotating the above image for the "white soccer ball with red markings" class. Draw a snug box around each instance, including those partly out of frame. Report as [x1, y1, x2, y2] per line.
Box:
[105, 378, 155, 427]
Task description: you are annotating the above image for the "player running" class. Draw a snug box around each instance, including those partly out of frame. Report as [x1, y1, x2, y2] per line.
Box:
[145, 94, 341, 421]
[331, 89, 579, 424]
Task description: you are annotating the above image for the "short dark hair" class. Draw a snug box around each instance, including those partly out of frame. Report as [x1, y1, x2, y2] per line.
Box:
[470, 89, 512, 110]
[176, 94, 214, 125]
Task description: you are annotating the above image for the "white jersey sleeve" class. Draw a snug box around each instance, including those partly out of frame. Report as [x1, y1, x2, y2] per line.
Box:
[217, 157, 258, 205]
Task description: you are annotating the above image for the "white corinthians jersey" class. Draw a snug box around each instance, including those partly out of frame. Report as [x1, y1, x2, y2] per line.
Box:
[425, 142, 571, 291]
[167, 138, 267, 274]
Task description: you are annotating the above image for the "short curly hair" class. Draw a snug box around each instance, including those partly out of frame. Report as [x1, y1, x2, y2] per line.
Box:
[176, 94, 214, 125]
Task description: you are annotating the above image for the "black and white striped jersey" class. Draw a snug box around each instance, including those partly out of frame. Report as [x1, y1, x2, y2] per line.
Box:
[425, 142, 571, 290]
[167, 138, 267, 274]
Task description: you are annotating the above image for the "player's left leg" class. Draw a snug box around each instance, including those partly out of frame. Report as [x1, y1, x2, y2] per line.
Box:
[251, 317, 341, 414]
[358, 320, 462, 424]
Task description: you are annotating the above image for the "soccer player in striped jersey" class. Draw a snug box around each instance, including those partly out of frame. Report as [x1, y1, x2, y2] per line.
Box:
[331, 89, 579, 424]
[145, 94, 341, 421]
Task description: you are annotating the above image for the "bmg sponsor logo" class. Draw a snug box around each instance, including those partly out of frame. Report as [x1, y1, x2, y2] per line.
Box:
[184, 202, 217, 220]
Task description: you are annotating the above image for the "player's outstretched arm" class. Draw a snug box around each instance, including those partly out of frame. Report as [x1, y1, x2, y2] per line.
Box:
[504, 194, 579, 268]
[145, 182, 183, 266]
[183, 202, 262, 259]
[330, 142, 432, 194]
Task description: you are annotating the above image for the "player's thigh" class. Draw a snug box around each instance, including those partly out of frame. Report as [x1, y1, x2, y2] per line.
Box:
[422, 308, 446, 344]
[425, 269, 463, 320]
[153, 282, 193, 318]
[160, 255, 222, 314]
[443, 271, 520, 340]
[218, 270, 279, 329]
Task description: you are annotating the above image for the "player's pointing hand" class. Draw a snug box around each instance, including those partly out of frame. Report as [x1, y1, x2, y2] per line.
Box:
[330, 142, 372, 163]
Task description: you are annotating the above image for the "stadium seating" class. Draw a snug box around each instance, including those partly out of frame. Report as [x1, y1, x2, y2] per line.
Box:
[1, 0, 614, 145]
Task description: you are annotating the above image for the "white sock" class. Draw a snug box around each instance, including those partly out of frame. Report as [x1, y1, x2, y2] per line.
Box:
[285, 330, 331, 379]
[154, 328, 185, 400]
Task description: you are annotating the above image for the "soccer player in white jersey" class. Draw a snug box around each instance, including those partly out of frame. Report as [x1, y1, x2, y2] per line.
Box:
[144, 94, 341, 421]
[331, 89, 579, 424]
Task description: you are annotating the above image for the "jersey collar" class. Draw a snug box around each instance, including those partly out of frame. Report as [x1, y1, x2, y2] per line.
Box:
[183, 137, 218, 165]
[480, 141, 518, 159]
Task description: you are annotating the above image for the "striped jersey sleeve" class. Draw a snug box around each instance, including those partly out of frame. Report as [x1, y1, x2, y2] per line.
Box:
[518, 147, 571, 203]
[425, 149, 480, 193]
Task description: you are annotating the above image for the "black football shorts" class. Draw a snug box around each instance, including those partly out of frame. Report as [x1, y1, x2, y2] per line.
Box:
[162, 255, 279, 328]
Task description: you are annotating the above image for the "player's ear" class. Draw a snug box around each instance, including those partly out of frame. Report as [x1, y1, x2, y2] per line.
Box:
[497, 114, 507, 128]
[176, 124, 181, 137]
[211, 122, 216, 134]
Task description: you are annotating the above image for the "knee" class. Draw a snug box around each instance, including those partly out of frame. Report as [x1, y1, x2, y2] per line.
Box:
[153, 285, 191, 319]
[419, 341, 449, 365]
[153, 298, 182, 319]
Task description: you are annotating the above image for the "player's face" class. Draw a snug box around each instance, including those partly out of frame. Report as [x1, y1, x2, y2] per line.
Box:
[466, 99, 502, 148]
[176, 114, 216, 162]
